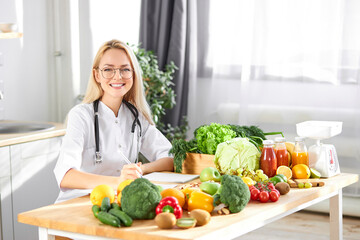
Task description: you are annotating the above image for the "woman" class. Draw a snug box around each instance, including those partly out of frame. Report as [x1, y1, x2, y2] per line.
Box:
[54, 39, 174, 202]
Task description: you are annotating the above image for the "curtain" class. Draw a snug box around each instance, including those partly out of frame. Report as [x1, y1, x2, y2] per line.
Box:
[187, 0, 360, 197]
[139, 0, 210, 127]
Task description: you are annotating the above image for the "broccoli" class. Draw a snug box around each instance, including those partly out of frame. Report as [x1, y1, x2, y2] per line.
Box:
[121, 178, 162, 219]
[213, 174, 250, 213]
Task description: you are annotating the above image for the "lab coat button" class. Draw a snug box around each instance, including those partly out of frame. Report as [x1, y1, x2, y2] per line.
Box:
[115, 120, 119, 124]
[118, 144, 121, 148]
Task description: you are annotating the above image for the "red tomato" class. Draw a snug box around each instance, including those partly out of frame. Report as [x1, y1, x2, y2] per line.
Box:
[272, 189, 280, 196]
[267, 182, 275, 190]
[269, 191, 280, 202]
[259, 191, 269, 203]
[250, 188, 260, 201]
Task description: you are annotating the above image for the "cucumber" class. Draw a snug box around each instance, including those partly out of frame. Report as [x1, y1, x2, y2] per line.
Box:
[101, 197, 111, 212]
[108, 208, 133, 227]
[92, 205, 101, 218]
[97, 211, 121, 227]
[111, 202, 121, 210]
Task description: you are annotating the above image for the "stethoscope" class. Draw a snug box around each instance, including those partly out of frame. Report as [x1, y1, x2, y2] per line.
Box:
[93, 99, 142, 165]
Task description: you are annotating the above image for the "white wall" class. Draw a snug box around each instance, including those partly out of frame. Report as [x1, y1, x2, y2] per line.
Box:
[0, 0, 141, 123]
[0, 0, 51, 122]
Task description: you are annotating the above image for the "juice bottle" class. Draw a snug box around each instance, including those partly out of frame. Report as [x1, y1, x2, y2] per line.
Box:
[274, 137, 289, 167]
[291, 136, 309, 167]
[260, 140, 277, 177]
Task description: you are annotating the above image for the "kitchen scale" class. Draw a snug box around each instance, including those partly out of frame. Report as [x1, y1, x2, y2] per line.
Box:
[296, 121, 342, 178]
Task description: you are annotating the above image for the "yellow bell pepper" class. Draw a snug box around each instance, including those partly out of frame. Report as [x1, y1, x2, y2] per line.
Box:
[181, 187, 200, 210]
[187, 191, 214, 213]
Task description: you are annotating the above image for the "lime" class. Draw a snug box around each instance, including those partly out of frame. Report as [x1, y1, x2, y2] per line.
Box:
[275, 174, 288, 183]
[270, 176, 284, 185]
[310, 168, 321, 178]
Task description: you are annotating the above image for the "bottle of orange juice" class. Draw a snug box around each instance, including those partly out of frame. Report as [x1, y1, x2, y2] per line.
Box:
[292, 137, 309, 167]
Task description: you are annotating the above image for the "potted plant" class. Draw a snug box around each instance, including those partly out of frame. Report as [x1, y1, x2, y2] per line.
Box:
[132, 45, 188, 141]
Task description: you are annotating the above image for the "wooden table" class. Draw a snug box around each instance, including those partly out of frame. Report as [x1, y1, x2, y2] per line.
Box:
[18, 173, 358, 240]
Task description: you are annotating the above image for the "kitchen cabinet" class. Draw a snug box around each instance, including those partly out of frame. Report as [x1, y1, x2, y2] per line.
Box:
[0, 146, 13, 240]
[10, 136, 62, 240]
[0, 136, 63, 240]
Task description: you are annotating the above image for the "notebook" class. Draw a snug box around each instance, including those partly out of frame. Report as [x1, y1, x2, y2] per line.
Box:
[143, 172, 199, 184]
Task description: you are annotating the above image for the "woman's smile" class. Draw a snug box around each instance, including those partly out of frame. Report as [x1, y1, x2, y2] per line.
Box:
[110, 83, 126, 89]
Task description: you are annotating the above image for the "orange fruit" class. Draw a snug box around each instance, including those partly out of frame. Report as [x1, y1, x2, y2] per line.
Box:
[90, 184, 115, 206]
[292, 164, 310, 179]
[116, 179, 134, 205]
[161, 188, 186, 207]
[117, 179, 133, 195]
[276, 166, 293, 180]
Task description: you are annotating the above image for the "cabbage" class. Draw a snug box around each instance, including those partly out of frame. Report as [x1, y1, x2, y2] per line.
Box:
[214, 138, 261, 175]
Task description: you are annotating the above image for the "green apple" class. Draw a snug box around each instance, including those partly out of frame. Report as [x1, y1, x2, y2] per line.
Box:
[199, 167, 221, 182]
[200, 181, 221, 195]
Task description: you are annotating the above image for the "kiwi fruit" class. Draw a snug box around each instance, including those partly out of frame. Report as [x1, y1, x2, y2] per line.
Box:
[189, 209, 211, 226]
[155, 212, 176, 229]
[275, 182, 290, 195]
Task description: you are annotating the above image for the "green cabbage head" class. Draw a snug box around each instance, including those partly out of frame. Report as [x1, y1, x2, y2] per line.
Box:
[214, 137, 261, 175]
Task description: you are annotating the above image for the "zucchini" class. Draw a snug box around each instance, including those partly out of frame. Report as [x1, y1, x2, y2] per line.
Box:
[108, 208, 133, 227]
[97, 211, 121, 227]
[101, 197, 111, 212]
[92, 205, 101, 218]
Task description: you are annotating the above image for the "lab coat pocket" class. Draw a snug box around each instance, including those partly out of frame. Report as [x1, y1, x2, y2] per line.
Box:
[81, 146, 97, 172]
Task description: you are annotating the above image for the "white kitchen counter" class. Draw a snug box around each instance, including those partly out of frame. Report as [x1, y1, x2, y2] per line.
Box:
[0, 120, 66, 147]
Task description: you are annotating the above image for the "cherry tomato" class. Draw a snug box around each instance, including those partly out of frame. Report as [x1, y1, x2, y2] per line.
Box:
[259, 191, 269, 203]
[272, 189, 280, 196]
[250, 188, 260, 201]
[269, 191, 280, 202]
[267, 182, 275, 190]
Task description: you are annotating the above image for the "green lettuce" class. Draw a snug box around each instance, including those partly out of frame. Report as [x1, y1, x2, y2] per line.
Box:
[214, 138, 260, 175]
[195, 123, 236, 155]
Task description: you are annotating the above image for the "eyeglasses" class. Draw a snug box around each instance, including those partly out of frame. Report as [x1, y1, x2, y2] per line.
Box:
[98, 67, 133, 79]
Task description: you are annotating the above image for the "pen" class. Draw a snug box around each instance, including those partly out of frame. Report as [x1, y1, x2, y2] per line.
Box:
[119, 150, 143, 178]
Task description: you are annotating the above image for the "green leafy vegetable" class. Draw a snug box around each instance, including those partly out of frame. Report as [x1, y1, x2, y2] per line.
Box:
[195, 123, 236, 155]
[169, 138, 198, 173]
[228, 125, 283, 150]
[214, 137, 261, 175]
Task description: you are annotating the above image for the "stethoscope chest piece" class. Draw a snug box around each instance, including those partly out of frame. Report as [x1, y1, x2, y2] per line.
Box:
[95, 151, 102, 164]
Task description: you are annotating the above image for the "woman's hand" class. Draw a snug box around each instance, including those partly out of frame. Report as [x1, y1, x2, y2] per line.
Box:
[119, 162, 143, 182]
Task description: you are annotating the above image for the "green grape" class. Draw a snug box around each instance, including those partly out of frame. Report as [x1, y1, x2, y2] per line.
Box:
[298, 182, 305, 188]
[304, 182, 312, 188]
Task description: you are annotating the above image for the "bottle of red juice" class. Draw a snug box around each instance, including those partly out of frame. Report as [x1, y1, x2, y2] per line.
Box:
[260, 140, 277, 177]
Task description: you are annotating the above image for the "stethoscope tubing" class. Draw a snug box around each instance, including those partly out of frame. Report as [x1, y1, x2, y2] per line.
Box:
[93, 99, 142, 165]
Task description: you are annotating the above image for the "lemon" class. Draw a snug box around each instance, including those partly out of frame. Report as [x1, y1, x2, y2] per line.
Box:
[310, 168, 321, 178]
[276, 166, 292, 180]
[241, 177, 256, 187]
[292, 164, 310, 179]
[90, 184, 115, 206]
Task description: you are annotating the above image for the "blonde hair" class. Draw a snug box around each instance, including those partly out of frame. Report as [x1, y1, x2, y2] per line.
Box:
[83, 39, 154, 125]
